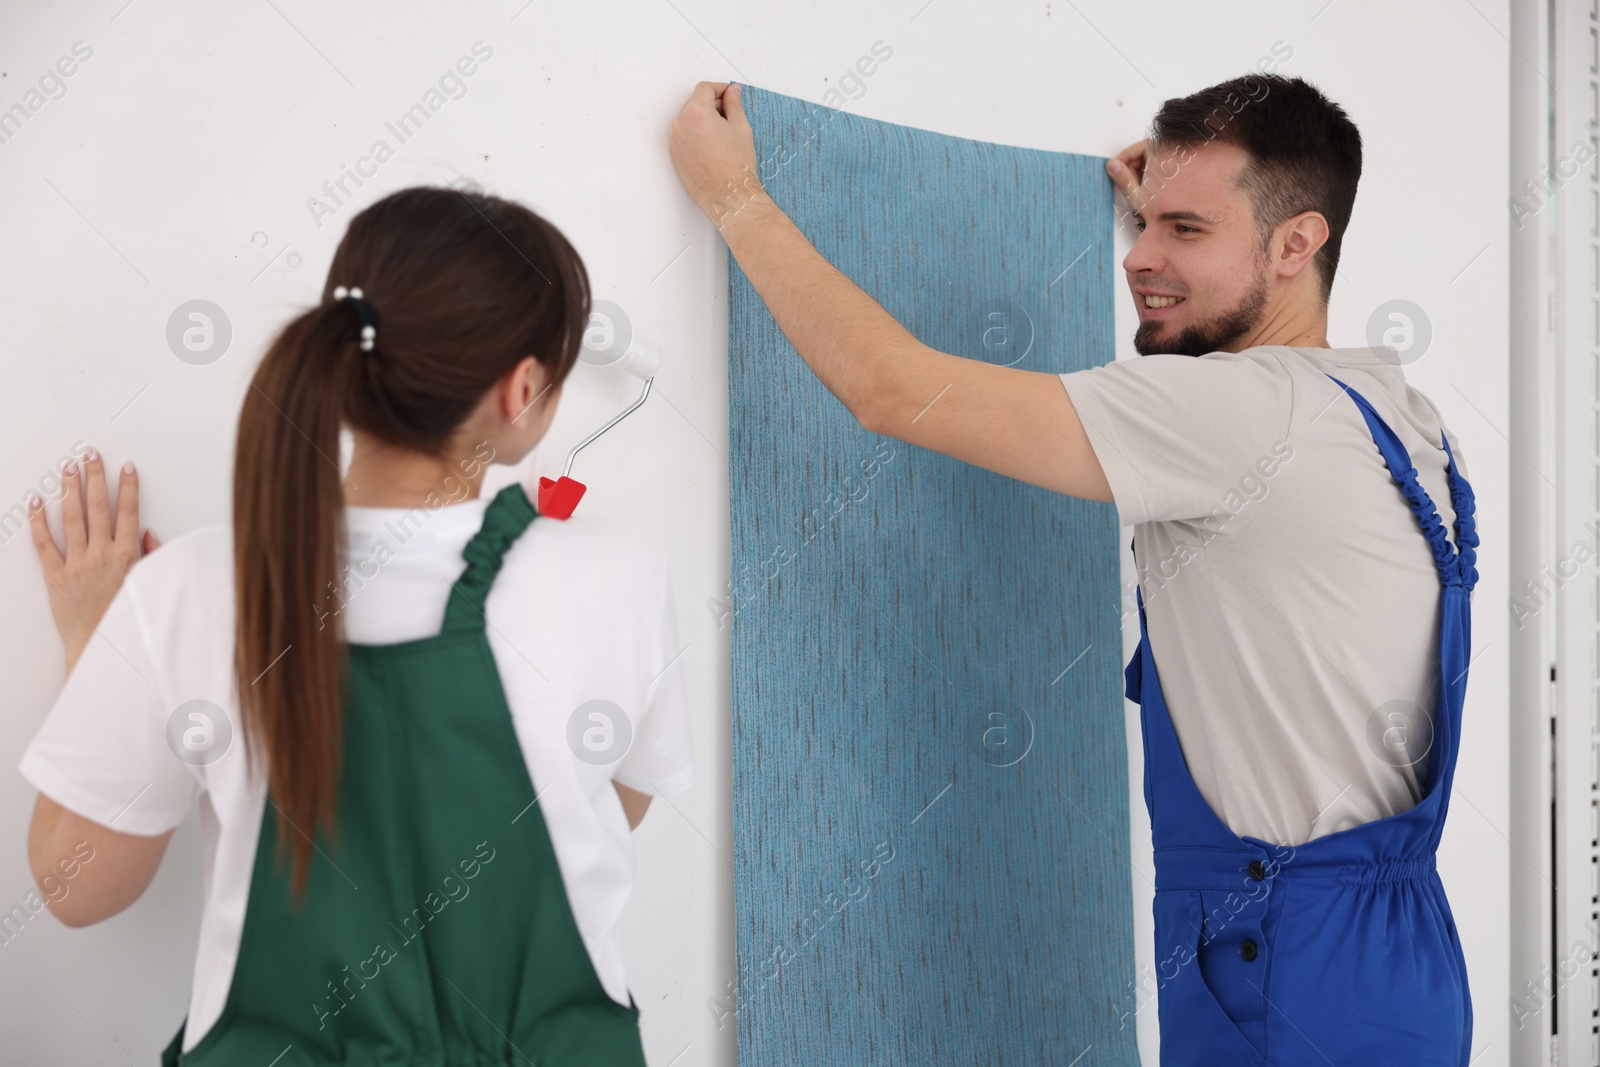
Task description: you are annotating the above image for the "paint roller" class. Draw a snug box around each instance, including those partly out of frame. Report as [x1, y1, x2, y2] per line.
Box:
[536, 332, 661, 519]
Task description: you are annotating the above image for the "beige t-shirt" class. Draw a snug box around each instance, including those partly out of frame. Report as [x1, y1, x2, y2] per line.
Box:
[1058, 345, 1469, 846]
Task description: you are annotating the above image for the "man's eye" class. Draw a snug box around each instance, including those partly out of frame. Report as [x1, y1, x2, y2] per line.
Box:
[1175, 225, 1198, 233]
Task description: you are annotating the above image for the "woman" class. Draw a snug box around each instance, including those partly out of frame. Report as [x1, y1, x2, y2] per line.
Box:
[21, 186, 695, 1065]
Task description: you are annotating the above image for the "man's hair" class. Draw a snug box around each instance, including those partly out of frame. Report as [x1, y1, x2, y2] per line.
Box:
[1149, 74, 1362, 307]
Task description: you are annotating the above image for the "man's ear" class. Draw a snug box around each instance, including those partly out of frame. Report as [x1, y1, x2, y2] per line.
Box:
[1277, 211, 1329, 280]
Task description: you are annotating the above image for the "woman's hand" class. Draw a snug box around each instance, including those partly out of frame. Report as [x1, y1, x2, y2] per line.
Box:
[27, 447, 159, 675]
[1105, 137, 1151, 216]
[668, 81, 765, 228]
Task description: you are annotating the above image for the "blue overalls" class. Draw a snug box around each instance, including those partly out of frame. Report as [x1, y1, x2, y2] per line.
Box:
[1123, 374, 1479, 1065]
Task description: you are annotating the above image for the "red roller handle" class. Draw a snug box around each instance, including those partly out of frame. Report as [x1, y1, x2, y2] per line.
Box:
[537, 475, 587, 519]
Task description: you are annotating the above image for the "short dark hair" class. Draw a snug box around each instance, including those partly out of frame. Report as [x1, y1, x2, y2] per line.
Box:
[1148, 74, 1362, 306]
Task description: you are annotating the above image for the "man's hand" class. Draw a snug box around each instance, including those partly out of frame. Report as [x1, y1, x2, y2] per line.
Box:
[28, 447, 158, 675]
[1106, 138, 1151, 218]
[668, 81, 765, 227]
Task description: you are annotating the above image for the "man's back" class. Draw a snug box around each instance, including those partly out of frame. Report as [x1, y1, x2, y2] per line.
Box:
[1059, 345, 1466, 845]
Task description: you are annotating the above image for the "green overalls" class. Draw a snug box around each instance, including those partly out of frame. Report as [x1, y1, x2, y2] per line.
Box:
[161, 482, 649, 1067]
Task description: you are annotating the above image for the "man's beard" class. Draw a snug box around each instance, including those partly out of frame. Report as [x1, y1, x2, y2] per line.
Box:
[1133, 268, 1269, 357]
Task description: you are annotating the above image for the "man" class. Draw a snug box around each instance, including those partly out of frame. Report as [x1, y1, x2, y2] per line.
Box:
[670, 72, 1478, 1063]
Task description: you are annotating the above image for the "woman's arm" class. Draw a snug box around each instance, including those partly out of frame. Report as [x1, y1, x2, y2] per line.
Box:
[613, 781, 652, 830]
[27, 793, 173, 927]
[25, 446, 170, 923]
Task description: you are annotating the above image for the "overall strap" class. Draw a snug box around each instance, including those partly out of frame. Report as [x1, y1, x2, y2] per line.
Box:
[441, 482, 540, 634]
[1441, 428, 1481, 591]
[1326, 374, 1479, 591]
[1124, 537, 1143, 705]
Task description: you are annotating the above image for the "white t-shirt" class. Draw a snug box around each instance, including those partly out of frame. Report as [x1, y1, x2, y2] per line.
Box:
[19, 491, 696, 1051]
[1058, 345, 1469, 846]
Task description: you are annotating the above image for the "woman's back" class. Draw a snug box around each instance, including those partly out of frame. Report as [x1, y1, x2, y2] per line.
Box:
[20, 489, 695, 1058]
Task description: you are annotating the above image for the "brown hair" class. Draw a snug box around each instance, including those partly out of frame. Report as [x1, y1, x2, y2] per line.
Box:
[231, 185, 590, 902]
[1149, 73, 1362, 306]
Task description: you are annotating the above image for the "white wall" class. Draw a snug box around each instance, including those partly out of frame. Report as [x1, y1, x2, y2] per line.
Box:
[0, 1, 1509, 1064]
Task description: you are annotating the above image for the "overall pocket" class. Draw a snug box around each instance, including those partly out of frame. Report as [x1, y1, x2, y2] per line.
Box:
[1152, 889, 1266, 1065]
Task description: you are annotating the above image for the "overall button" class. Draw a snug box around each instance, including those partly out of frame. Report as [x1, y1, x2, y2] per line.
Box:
[1248, 860, 1266, 881]
[1240, 939, 1259, 962]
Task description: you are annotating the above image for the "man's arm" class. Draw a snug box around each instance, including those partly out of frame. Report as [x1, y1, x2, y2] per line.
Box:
[669, 81, 1112, 503]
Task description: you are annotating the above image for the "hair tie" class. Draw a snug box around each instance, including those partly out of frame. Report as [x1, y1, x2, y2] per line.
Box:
[332, 285, 380, 352]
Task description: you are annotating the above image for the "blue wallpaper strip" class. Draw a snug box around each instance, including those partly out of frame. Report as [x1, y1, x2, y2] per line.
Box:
[726, 85, 1134, 1064]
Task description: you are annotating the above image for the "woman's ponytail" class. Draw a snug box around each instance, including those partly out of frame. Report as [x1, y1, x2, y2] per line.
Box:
[233, 305, 364, 905]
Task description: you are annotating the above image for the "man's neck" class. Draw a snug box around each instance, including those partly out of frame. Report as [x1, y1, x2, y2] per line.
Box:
[1227, 307, 1329, 350]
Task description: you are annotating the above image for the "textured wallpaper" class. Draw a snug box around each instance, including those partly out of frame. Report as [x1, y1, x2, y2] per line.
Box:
[726, 84, 1134, 1065]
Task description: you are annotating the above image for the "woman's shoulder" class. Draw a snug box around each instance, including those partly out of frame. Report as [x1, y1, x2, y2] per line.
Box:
[520, 512, 668, 572]
[122, 522, 235, 610]
[501, 512, 672, 612]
